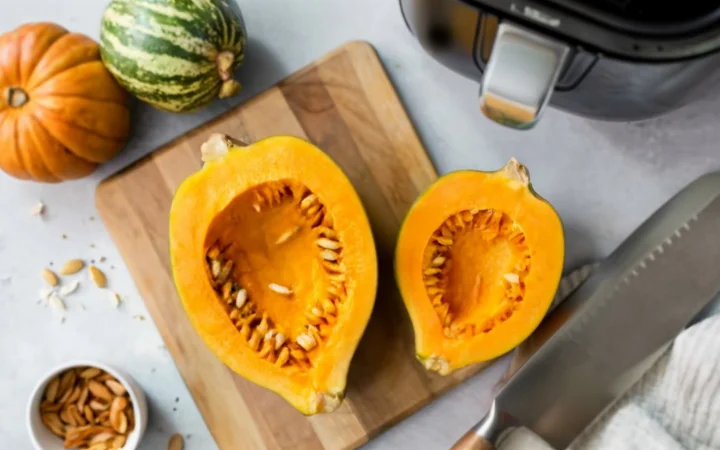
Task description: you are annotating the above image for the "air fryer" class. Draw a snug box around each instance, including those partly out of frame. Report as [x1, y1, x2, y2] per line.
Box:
[400, 0, 720, 128]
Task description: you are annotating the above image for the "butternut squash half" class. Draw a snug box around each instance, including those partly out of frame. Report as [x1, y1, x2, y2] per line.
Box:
[395, 159, 564, 375]
[170, 134, 377, 414]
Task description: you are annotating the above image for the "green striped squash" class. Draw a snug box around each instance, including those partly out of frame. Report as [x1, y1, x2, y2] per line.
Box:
[100, 0, 247, 113]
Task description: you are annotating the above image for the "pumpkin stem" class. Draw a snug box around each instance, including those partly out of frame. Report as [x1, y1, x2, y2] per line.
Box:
[4, 87, 29, 108]
[501, 158, 530, 187]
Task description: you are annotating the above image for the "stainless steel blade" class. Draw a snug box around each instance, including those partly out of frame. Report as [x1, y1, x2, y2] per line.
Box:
[453, 172, 720, 450]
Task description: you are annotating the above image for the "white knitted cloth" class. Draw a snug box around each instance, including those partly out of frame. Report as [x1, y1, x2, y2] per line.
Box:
[570, 313, 720, 450]
[505, 266, 720, 450]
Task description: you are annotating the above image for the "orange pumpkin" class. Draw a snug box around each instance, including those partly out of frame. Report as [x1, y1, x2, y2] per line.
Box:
[0, 23, 130, 182]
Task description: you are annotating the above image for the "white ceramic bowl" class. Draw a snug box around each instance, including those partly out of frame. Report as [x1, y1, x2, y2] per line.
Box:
[27, 360, 148, 450]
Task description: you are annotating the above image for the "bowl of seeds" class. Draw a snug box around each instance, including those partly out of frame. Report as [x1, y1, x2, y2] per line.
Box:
[27, 361, 147, 450]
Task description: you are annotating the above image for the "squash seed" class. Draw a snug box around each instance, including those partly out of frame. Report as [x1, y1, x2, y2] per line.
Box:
[79, 367, 102, 379]
[221, 281, 232, 299]
[504, 273, 520, 283]
[305, 204, 321, 217]
[42, 268, 59, 286]
[317, 226, 336, 238]
[296, 333, 317, 351]
[60, 259, 84, 275]
[207, 246, 220, 260]
[321, 299, 337, 315]
[88, 380, 113, 402]
[268, 283, 292, 295]
[320, 250, 338, 261]
[235, 289, 248, 308]
[59, 279, 80, 297]
[105, 380, 126, 396]
[30, 201, 45, 216]
[210, 260, 221, 278]
[48, 292, 66, 312]
[83, 404, 95, 422]
[316, 238, 340, 250]
[77, 385, 89, 410]
[89, 266, 107, 288]
[41, 412, 65, 437]
[264, 330, 276, 341]
[64, 386, 82, 405]
[168, 433, 184, 450]
[90, 430, 117, 445]
[307, 324, 322, 343]
[108, 291, 121, 308]
[425, 277, 440, 286]
[305, 311, 323, 325]
[89, 399, 110, 411]
[431, 256, 446, 266]
[300, 194, 317, 210]
[275, 226, 301, 244]
[217, 260, 233, 284]
[274, 333, 286, 350]
[45, 377, 60, 402]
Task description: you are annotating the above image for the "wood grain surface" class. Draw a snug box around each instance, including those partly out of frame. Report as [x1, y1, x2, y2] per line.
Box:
[96, 41, 489, 450]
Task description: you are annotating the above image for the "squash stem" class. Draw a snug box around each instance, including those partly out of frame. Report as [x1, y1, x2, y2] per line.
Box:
[4, 87, 28, 108]
[216, 51, 236, 81]
[501, 158, 530, 186]
[219, 79, 242, 99]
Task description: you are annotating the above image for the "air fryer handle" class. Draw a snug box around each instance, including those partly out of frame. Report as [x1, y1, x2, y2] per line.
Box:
[480, 22, 570, 129]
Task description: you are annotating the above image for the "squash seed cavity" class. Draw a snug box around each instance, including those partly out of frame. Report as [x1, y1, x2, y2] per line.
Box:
[204, 180, 346, 371]
[422, 209, 530, 338]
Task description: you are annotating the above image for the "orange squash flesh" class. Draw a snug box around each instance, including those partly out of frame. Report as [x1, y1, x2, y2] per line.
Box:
[170, 135, 377, 414]
[395, 159, 564, 374]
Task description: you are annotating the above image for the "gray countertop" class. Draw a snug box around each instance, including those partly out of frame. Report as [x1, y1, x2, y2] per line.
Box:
[2, 0, 720, 449]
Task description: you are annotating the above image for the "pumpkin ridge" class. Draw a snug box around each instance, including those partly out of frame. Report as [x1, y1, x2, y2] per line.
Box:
[24, 114, 94, 181]
[29, 106, 125, 163]
[15, 114, 61, 182]
[31, 103, 129, 143]
[11, 114, 32, 179]
[29, 61, 129, 105]
[27, 32, 99, 90]
[18, 23, 67, 86]
[31, 92, 130, 108]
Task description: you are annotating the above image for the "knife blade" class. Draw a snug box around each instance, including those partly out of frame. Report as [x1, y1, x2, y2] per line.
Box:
[452, 172, 720, 450]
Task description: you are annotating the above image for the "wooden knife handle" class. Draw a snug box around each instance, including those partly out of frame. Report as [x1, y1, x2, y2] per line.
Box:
[451, 430, 496, 450]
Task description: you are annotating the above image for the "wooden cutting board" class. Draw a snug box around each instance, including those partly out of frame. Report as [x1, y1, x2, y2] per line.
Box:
[96, 41, 489, 450]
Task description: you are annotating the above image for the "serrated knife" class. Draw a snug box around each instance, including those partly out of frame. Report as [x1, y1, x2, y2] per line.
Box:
[452, 171, 720, 450]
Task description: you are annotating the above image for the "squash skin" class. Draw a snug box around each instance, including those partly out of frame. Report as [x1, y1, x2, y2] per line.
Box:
[169, 135, 377, 414]
[395, 159, 564, 374]
[0, 23, 130, 182]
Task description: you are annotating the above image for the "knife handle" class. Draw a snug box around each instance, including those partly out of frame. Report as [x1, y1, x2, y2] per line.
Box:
[451, 431, 496, 450]
[450, 400, 503, 450]
[452, 425, 557, 450]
